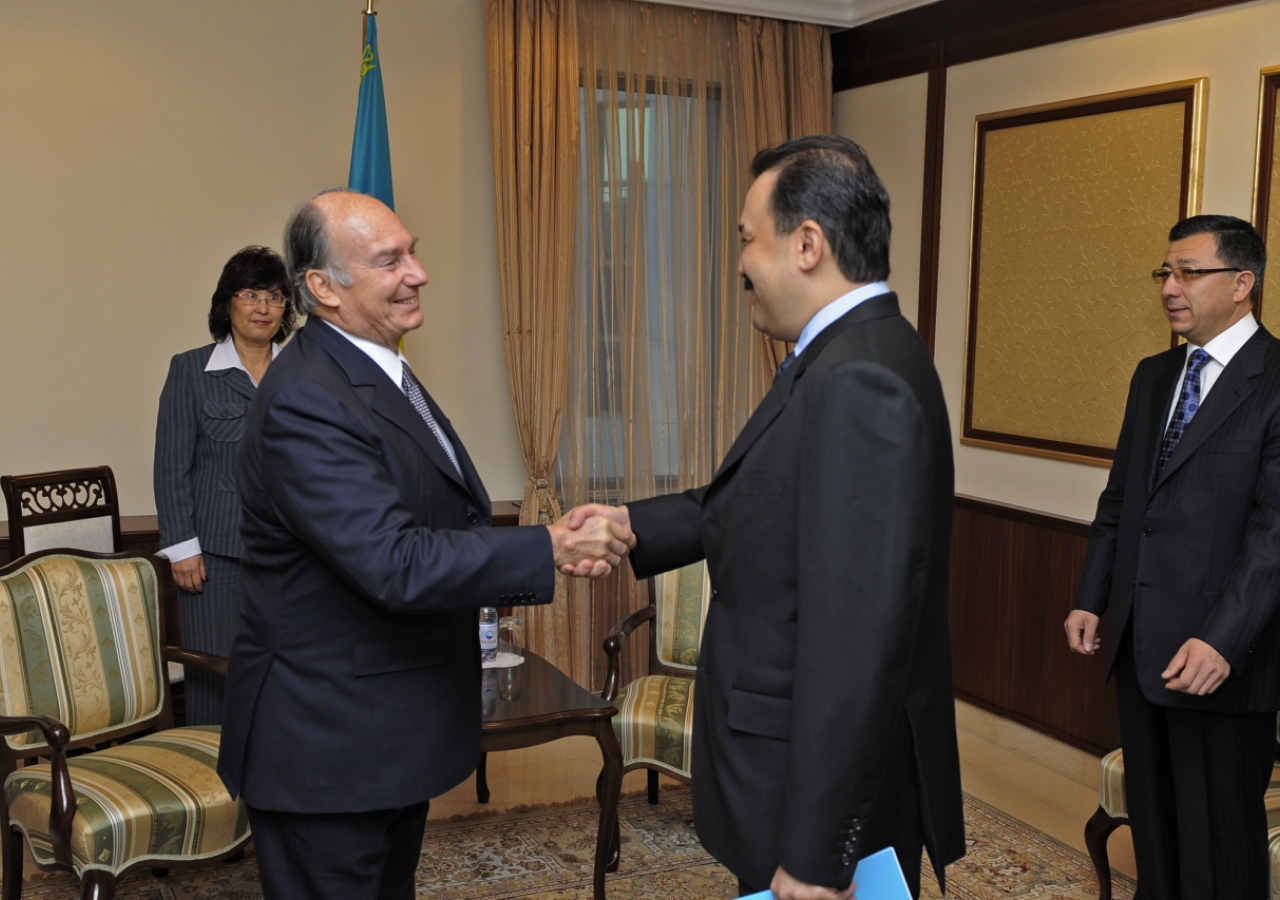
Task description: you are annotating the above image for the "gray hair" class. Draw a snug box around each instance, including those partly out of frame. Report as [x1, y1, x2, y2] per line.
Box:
[283, 187, 356, 314]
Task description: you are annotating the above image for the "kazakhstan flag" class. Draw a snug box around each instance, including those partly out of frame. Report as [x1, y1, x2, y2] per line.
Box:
[348, 13, 394, 210]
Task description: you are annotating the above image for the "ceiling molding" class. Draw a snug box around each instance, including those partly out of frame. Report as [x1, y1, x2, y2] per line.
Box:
[642, 0, 943, 28]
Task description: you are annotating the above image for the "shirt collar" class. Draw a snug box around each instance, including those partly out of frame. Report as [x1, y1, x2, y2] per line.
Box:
[1190, 312, 1258, 369]
[204, 336, 281, 385]
[792, 282, 891, 359]
[321, 319, 408, 390]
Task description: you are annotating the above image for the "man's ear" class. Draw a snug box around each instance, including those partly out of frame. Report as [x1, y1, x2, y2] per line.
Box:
[306, 269, 341, 310]
[794, 220, 825, 274]
[1235, 270, 1257, 306]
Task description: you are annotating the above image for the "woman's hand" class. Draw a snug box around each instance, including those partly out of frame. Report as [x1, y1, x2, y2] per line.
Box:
[171, 554, 207, 593]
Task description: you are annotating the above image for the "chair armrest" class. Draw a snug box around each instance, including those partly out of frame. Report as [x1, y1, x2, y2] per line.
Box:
[0, 714, 74, 867]
[601, 605, 656, 703]
[163, 645, 228, 676]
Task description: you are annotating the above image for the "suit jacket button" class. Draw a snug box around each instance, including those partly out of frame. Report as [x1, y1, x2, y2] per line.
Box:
[840, 853, 851, 866]
[467, 512, 480, 525]
[1142, 526, 1153, 536]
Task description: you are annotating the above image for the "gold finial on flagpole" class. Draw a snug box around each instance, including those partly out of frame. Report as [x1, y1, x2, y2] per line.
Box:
[364, 0, 375, 14]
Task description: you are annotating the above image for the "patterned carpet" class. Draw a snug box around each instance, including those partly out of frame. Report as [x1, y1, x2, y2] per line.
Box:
[16, 790, 1134, 899]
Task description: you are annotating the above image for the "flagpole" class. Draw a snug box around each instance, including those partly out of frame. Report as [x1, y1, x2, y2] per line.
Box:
[363, 0, 373, 43]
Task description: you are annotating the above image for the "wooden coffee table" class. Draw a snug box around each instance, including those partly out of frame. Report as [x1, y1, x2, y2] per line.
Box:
[476, 648, 622, 900]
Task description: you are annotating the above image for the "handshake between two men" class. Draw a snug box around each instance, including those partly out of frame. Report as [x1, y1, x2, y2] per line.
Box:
[545, 503, 635, 579]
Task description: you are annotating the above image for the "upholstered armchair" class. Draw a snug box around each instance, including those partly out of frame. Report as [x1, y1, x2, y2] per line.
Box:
[602, 561, 711, 804]
[1085, 745, 1280, 900]
[0, 467, 187, 721]
[0, 550, 248, 900]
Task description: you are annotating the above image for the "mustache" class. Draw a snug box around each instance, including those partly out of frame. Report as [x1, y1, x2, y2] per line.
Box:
[742, 275, 754, 292]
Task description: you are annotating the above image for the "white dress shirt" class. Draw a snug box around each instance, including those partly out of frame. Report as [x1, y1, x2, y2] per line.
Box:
[792, 281, 891, 360]
[159, 337, 284, 563]
[322, 320, 459, 463]
[1164, 313, 1259, 429]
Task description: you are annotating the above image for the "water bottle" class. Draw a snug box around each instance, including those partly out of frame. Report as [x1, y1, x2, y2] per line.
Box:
[479, 606, 498, 664]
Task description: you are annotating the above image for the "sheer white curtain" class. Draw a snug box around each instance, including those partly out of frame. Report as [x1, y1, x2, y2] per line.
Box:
[557, 0, 831, 689]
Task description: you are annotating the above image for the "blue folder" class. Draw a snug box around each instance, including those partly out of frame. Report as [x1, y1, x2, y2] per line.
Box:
[740, 846, 911, 900]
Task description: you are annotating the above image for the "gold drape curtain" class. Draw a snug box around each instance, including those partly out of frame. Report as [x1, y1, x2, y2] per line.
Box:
[484, 0, 830, 685]
[483, 0, 580, 671]
[560, 1, 832, 690]
[737, 15, 834, 390]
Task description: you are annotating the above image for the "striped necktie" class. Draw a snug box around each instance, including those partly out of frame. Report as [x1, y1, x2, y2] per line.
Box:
[1156, 348, 1211, 478]
[775, 351, 796, 380]
[401, 364, 462, 477]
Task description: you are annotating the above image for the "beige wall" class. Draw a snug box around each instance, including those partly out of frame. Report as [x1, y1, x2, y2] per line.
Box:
[0, 1, 528, 519]
[837, 0, 1280, 521]
[833, 73, 929, 329]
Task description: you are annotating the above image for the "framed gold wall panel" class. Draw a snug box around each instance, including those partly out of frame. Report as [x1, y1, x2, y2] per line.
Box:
[963, 80, 1206, 465]
[1252, 67, 1280, 334]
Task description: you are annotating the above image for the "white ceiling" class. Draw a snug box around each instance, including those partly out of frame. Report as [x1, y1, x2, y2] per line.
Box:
[643, 0, 944, 28]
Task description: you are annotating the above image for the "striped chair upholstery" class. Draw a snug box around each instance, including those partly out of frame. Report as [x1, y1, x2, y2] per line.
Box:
[609, 562, 711, 782]
[0, 552, 248, 895]
[1086, 747, 1280, 900]
[0, 556, 163, 750]
[5, 726, 247, 874]
[654, 562, 711, 671]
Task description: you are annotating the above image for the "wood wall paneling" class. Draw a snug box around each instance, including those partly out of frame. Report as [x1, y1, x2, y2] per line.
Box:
[950, 496, 1122, 756]
[831, 0, 1255, 90]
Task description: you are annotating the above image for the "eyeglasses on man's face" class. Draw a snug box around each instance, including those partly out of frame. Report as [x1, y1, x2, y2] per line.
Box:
[1150, 267, 1243, 286]
[232, 289, 288, 308]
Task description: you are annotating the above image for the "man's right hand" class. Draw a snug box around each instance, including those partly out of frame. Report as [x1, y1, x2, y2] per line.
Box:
[547, 510, 634, 579]
[171, 554, 207, 593]
[1064, 609, 1101, 655]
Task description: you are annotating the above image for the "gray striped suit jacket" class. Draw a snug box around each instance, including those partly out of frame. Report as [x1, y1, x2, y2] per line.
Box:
[154, 344, 257, 558]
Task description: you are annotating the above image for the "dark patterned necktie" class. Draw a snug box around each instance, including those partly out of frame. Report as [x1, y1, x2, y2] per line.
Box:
[775, 351, 796, 380]
[401, 364, 462, 477]
[1156, 348, 1211, 477]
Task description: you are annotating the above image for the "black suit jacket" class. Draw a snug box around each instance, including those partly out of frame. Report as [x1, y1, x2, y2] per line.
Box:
[1075, 324, 1280, 711]
[218, 319, 554, 812]
[154, 344, 259, 558]
[626, 294, 965, 890]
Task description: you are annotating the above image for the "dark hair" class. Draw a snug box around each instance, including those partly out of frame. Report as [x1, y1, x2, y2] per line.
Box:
[208, 246, 295, 343]
[284, 187, 357, 315]
[1168, 215, 1266, 303]
[750, 134, 891, 283]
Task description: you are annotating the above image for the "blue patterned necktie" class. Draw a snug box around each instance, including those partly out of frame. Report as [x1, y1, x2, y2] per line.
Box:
[1156, 348, 1212, 477]
[401, 364, 462, 477]
[775, 351, 796, 380]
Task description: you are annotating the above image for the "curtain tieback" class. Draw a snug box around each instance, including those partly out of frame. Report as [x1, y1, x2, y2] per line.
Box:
[526, 477, 556, 525]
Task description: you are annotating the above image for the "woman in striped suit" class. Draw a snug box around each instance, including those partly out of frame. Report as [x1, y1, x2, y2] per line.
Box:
[154, 246, 296, 725]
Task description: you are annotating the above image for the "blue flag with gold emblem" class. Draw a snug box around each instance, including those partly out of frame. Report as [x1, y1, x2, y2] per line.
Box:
[348, 13, 394, 209]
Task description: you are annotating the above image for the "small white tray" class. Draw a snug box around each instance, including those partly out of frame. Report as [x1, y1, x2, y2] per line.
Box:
[482, 651, 525, 669]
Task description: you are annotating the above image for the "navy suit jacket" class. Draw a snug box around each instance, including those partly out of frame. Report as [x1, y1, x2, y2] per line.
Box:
[626, 295, 965, 890]
[1075, 325, 1280, 712]
[218, 318, 554, 812]
[154, 344, 258, 558]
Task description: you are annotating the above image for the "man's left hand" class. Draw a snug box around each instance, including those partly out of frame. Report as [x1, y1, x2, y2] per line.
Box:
[1162, 638, 1231, 694]
[769, 866, 855, 900]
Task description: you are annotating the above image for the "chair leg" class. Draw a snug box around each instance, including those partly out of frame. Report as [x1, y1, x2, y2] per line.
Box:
[647, 769, 659, 805]
[1083, 805, 1124, 900]
[3, 827, 24, 900]
[78, 869, 115, 900]
[475, 752, 490, 804]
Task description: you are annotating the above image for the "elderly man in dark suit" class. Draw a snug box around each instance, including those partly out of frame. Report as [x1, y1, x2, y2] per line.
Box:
[571, 135, 965, 900]
[1067, 215, 1280, 899]
[218, 188, 632, 900]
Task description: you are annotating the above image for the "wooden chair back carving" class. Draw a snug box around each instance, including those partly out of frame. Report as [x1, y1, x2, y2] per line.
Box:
[1, 467, 123, 559]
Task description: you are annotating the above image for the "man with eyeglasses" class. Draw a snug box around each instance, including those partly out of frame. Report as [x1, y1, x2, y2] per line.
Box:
[1067, 214, 1280, 898]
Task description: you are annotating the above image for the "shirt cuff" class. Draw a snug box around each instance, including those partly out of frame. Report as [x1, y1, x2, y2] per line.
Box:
[157, 537, 201, 563]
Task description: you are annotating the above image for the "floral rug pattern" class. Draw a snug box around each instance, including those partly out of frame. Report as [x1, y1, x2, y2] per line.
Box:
[14, 791, 1134, 899]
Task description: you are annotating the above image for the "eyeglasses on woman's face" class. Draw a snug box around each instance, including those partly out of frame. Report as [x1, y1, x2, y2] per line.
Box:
[232, 289, 288, 309]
